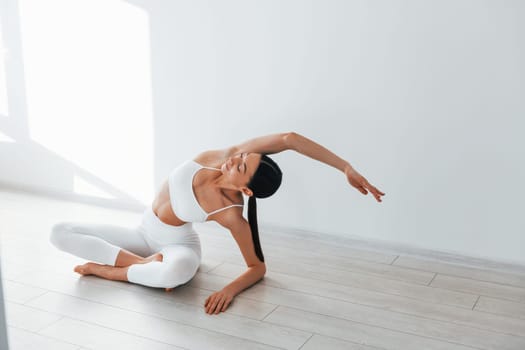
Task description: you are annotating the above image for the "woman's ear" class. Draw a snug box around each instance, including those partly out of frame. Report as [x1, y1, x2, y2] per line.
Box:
[241, 187, 254, 197]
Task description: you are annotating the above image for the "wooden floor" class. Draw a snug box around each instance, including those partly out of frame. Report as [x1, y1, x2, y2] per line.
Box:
[1, 189, 525, 350]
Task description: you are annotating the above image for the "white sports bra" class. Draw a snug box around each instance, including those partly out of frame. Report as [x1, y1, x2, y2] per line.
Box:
[168, 160, 244, 223]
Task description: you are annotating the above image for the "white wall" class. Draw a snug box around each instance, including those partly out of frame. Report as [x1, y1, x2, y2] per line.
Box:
[2, 0, 524, 265]
[150, 0, 525, 265]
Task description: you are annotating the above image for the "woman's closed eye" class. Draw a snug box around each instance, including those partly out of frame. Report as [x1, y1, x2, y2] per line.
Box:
[237, 153, 246, 173]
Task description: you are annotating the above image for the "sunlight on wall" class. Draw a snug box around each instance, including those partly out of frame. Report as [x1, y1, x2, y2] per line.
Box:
[18, 0, 154, 204]
[0, 26, 7, 116]
[74, 174, 115, 199]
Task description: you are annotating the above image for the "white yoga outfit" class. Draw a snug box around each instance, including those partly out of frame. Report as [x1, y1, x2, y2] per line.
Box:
[50, 159, 243, 289]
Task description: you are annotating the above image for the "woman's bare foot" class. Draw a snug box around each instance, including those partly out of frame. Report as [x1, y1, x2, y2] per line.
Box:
[74, 262, 96, 275]
[73, 262, 129, 282]
[74, 253, 162, 276]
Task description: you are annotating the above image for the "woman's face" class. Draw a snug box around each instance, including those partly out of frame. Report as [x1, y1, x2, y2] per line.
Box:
[221, 152, 262, 190]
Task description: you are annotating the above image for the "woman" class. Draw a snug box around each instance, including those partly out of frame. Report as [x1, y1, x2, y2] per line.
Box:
[50, 132, 385, 315]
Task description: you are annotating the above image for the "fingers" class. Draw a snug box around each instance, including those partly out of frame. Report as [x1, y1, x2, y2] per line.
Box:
[208, 296, 221, 314]
[357, 183, 385, 202]
[214, 297, 226, 314]
[222, 298, 232, 312]
[205, 294, 218, 314]
[204, 295, 214, 312]
[204, 292, 233, 315]
[362, 180, 385, 202]
[370, 187, 385, 202]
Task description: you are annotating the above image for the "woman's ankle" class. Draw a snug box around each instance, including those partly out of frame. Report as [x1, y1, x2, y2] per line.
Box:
[115, 250, 145, 267]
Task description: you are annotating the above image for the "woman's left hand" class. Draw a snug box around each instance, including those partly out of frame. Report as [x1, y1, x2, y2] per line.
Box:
[205, 288, 235, 315]
[344, 165, 385, 202]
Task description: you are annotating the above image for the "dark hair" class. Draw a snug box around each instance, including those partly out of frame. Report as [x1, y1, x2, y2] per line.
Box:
[247, 154, 283, 263]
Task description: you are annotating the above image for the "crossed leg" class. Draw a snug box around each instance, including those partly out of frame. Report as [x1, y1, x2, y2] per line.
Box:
[50, 221, 200, 292]
[73, 251, 166, 287]
[74, 249, 198, 293]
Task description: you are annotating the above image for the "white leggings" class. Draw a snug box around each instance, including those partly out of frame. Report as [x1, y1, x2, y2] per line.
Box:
[49, 206, 202, 289]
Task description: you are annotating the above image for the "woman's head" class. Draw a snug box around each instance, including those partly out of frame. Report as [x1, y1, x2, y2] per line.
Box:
[247, 154, 282, 198]
[221, 152, 282, 198]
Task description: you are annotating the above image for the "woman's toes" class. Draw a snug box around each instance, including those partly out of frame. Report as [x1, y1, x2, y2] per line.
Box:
[74, 263, 92, 275]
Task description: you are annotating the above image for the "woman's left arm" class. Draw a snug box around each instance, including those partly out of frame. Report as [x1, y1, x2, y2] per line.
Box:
[204, 264, 265, 314]
[204, 211, 266, 315]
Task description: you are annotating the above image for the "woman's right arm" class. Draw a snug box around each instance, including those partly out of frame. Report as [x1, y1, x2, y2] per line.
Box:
[222, 131, 385, 202]
[195, 132, 291, 164]
[229, 132, 293, 156]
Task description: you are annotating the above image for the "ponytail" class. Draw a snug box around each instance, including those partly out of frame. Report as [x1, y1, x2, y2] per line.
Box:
[248, 195, 264, 263]
[247, 154, 283, 264]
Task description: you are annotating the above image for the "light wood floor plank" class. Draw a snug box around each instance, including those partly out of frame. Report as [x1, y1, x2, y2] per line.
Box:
[431, 274, 525, 303]
[394, 256, 525, 288]
[8, 326, 81, 350]
[475, 296, 525, 320]
[39, 317, 185, 350]
[6, 301, 63, 333]
[264, 306, 478, 350]
[300, 334, 382, 350]
[3, 280, 48, 304]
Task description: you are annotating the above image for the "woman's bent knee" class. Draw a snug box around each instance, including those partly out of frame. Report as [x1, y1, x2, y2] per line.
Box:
[127, 258, 199, 289]
[161, 259, 199, 288]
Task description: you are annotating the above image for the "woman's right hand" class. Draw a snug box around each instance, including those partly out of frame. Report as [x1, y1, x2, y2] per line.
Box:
[344, 165, 385, 202]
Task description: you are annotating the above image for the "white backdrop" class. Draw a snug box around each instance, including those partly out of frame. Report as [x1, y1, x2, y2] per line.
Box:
[2, 0, 524, 265]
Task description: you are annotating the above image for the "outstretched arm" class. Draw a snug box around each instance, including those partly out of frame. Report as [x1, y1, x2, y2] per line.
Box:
[287, 132, 386, 203]
[230, 132, 385, 202]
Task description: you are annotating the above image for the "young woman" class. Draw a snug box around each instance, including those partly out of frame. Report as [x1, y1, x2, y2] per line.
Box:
[50, 132, 385, 315]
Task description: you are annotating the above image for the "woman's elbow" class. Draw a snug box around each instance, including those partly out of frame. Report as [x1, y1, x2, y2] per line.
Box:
[259, 263, 267, 277]
[251, 262, 266, 276]
[283, 132, 298, 150]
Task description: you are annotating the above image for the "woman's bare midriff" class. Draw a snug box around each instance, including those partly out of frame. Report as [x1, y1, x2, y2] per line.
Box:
[151, 179, 187, 227]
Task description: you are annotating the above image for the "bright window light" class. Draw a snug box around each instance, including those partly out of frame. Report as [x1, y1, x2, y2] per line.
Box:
[19, 0, 153, 204]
